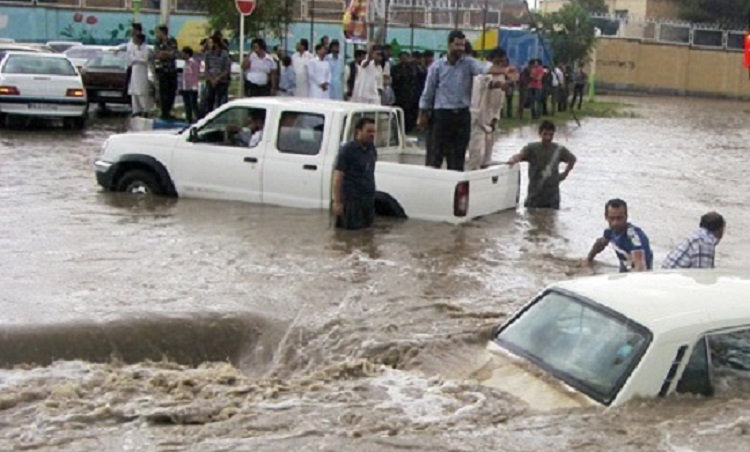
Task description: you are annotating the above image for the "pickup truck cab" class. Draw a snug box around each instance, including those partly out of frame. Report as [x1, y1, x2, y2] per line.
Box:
[94, 98, 520, 223]
[480, 270, 750, 410]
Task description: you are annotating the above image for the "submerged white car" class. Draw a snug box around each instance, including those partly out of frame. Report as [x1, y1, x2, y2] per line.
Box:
[481, 270, 750, 410]
[0, 51, 88, 129]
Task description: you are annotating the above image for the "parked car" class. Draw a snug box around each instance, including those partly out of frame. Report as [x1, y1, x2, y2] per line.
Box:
[0, 51, 88, 129]
[80, 49, 130, 108]
[94, 98, 521, 224]
[64, 45, 112, 70]
[46, 41, 83, 53]
[481, 270, 750, 410]
[0, 38, 15, 43]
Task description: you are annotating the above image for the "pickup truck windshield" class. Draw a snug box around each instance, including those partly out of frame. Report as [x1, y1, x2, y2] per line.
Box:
[495, 290, 651, 405]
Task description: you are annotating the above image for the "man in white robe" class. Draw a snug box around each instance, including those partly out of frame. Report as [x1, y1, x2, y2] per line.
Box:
[351, 46, 384, 105]
[291, 39, 311, 98]
[308, 44, 331, 99]
[127, 33, 152, 117]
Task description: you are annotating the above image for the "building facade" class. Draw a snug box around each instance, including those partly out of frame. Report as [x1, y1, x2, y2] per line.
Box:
[539, 0, 680, 19]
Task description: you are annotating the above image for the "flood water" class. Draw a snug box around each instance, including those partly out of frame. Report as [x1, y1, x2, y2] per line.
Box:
[1, 97, 749, 450]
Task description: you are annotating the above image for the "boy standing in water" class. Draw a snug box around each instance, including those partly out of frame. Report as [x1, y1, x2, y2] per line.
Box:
[506, 120, 577, 209]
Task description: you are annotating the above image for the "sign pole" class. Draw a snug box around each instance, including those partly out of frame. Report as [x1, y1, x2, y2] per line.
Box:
[239, 15, 245, 98]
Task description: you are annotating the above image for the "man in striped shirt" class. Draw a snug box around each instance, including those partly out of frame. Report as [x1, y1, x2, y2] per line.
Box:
[662, 212, 725, 269]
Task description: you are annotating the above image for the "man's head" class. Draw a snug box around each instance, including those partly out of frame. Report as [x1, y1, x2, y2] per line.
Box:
[330, 40, 340, 55]
[424, 50, 435, 67]
[252, 38, 267, 55]
[700, 212, 726, 242]
[134, 33, 146, 46]
[297, 39, 309, 53]
[275, 45, 283, 55]
[447, 30, 466, 60]
[384, 44, 392, 58]
[182, 46, 194, 58]
[210, 35, 223, 52]
[282, 55, 292, 67]
[399, 51, 410, 63]
[605, 199, 629, 233]
[413, 50, 423, 64]
[355, 117, 376, 145]
[315, 44, 326, 58]
[156, 25, 168, 41]
[321, 35, 330, 47]
[354, 49, 366, 63]
[489, 47, 508, 67]
[538, 120, 556, 144]
[131, 22, 142, 35]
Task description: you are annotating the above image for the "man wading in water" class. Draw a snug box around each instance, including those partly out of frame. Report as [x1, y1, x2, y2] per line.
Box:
[332, 117, 378, 230]
[506, 120, 577, 209]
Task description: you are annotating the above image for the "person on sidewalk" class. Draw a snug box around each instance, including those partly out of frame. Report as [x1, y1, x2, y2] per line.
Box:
[127, 33, 151, 118]
[180, 46, 200, 123]
[308, 44, 331, 100]
[153, 25, 179, 120]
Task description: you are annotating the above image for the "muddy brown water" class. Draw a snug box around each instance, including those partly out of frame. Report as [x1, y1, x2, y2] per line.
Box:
[1, 98, 749, 450]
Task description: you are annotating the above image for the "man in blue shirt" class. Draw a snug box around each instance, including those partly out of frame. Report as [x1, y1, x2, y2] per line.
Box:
[417, 30, 488, 171]
[586, 198, 653, 272]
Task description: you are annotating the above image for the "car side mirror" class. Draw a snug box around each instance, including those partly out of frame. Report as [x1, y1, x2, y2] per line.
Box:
[188, 127, 198, 142]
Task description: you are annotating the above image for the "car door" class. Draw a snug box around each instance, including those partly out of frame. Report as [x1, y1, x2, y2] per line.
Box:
[171, 106, 267, 203]
[262, 109, 329, 209]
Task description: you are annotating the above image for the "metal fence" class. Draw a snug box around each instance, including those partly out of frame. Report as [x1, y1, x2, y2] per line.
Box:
[0, 0, 207, 13]
[591, 12, 746, 52]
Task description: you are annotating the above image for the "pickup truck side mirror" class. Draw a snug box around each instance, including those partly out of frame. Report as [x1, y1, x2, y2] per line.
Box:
[188, 127, 198, 142]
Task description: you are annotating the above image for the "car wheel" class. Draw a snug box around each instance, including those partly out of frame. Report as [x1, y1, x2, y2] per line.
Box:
[72, 116, 86, 130]
[0, 113, 5, 128]
[115, 169, 163, 196]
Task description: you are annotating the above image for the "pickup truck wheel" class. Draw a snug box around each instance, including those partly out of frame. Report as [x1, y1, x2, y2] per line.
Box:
[116, 170, 163, 196]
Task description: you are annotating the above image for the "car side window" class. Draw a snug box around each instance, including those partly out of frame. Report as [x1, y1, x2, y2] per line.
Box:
[194, 107, 266, 147]
[347, 111, 398, 148]
[276, 111, 325, 155]
[676, 337, 713, 396]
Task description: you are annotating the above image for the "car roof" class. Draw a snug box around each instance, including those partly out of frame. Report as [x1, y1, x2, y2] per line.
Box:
[3, 51, 69, 59]
[552, 270, 750, 336]
[0, 44, 43, 52]
[227, 97, 398, 114]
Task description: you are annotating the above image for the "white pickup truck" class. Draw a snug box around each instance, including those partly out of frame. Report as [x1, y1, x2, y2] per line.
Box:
[94, 98, 520, 224]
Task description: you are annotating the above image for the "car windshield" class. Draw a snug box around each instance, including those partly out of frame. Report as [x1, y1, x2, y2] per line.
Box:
[495, 290, 651, 405]
[85, 52, 127, 70]
[2, 55, 77, 76]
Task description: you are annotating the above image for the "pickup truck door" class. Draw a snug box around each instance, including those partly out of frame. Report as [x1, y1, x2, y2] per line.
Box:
[262, 110, 330, 209]
[173, 106, 266, 203]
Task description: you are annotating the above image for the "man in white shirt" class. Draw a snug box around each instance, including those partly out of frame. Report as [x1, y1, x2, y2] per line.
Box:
[351, 45, 384, 105]
[242, 38, 276, 97]
[308, 44, 331, 99]
[292, 39, 311, 98]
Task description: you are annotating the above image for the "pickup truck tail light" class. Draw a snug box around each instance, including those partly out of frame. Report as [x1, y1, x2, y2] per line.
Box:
[0, 85, 20, 95]
[454, 181, 470, 217]
[66, 88, 85, 97]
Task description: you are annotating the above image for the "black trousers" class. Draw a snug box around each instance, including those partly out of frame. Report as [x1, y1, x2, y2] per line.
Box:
[203, 82, 228, 115]
[571, 84, 585, 110]
[180, 90, 199, 123]
[336, 198, 375, 230]
[156, 72, 177, 119]
[429, 108, 471, 171]
[245, 81, 271, 97]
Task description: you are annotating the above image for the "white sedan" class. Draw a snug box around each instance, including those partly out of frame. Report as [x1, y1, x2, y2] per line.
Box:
[0, 51, 88, 129]
[481, 270, 750, 410]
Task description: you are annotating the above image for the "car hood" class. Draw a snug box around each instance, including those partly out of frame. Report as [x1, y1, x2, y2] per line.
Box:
[474, 342, 600, 411]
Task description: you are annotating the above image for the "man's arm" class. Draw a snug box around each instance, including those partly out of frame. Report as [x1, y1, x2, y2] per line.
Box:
[417, 63, 439, 128]
[630, 250, 647, 272]
[558, 148, 577, 182]
[586, 237, 609, 266]
[506, 146, 529, 165]
[332, 170, 345, 216]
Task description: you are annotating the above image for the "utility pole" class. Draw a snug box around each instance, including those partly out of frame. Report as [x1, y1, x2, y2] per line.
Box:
[160, 0, 170, 26]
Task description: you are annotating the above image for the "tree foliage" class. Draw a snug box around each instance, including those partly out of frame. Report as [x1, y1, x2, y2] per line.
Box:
[678, 0, 750, 28]
[198, 0, 295, 43]
[572, 0, 608, 14]
[537, 3, 597, 66]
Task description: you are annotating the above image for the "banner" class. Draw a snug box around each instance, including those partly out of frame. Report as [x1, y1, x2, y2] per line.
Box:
[343, 0, 368, 44]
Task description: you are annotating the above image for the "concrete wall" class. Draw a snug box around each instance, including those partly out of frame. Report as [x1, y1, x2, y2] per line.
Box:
[595, 37, 750, 99]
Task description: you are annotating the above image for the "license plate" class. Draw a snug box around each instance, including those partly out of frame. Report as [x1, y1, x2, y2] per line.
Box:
[28, 103, 57, 110]
[100, 90, 123, 98]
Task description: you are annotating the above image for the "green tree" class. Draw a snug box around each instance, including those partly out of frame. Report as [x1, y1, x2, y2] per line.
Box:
[537, 3, 597, 66]
[573, 0, 608, 14]
[679, 0, 750, 28]
[198, 0, 295, 43]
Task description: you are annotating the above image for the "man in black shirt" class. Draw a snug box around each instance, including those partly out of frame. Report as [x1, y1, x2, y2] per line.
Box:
[332, 117, 377, 230]
[154, 24, 178, 120]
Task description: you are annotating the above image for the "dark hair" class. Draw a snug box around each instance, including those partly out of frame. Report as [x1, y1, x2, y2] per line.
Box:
[413, 50, 422, 58]
[314, 43, 325, 53]
[464, 41, 474, 56]
[282, 55, 292, 66]
[354, 49, 367, 58]
[251, 38, 267, 51]
[329, 39, 340, 49]
[300, 39, 309, 51]
[424, 50, 435, 58]
[135, 33, 146, 43]
[448, 30, 466, 44]
[488, 47, 507, 60]
[131, 22, 143, 32]
[399, 51, 410, 58]
[157, 25, 169, 35]
[699, 212, 725, 233]
[355, 117, 375, 131]
[538, 120, 556, 133]
[182, 46, 193, 57]
[210, 35, 223, 47]
[605, 199, 628, 216]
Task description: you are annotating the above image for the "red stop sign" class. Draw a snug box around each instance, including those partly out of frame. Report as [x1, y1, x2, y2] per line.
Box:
[235, 0, 256, 16]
